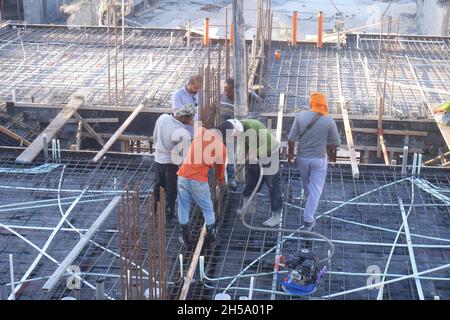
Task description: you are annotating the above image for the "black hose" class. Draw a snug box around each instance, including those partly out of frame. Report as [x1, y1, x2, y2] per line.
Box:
[235, 159, 334, 264]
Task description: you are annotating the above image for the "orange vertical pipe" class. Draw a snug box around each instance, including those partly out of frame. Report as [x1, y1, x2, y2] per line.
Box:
[317, 11, 323, 48]
[230, 22, 234, 47]
[204, 18, 210, 46]
[292, 11, 298, 45]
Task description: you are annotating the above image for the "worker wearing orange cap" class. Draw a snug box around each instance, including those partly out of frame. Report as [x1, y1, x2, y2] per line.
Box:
[287, 93, 341, 231]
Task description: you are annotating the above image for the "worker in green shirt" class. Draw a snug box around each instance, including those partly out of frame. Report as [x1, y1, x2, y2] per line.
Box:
[434, 101, 450, 126]
[227, 118, 283, 227]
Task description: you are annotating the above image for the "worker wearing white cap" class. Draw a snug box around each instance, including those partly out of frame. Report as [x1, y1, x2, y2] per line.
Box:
[226, 118, 283, 227]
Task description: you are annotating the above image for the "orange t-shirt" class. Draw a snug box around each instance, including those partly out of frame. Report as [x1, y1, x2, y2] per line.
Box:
[177, 127, 227, 183]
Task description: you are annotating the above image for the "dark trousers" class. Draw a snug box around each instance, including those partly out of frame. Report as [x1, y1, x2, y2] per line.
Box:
[243, 163, 283, 211]
[154, 162, 178, 215]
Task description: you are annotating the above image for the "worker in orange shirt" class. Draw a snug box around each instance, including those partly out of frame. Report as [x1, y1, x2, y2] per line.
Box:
[176, 121, 231, 248]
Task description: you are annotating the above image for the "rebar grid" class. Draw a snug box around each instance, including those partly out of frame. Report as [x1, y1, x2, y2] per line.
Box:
[0, 148, 200, 300]
[192, 164, 450, 300]
[257, 34, 450, 118]
[0, 24, 223, 108]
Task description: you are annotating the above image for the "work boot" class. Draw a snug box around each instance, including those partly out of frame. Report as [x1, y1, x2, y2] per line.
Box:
[178, 224, 193, 248]
[240, 196, 256, 214]
[205, 223, 221, 248]
[262, 209, 282, 227]
[165, 208, 176, 224]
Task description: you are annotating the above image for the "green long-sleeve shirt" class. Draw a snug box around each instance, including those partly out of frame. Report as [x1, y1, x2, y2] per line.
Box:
[241, 119, 278, 158]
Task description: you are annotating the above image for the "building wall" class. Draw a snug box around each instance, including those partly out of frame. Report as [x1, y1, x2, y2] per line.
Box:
[417, 0, 450, 36]
[23, 0, 68, 24]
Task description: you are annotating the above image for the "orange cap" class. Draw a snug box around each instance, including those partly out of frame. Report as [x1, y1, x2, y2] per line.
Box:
[310, 92, 329, 115]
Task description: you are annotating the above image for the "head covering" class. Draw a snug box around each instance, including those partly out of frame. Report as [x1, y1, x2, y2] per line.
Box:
[216, 121, 235, 142]
[226, 119, 244, 137]
[174, 104, 196, 117]
[309, 93, 329, 115]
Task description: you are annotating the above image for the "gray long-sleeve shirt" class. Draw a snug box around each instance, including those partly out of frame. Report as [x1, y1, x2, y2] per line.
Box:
[288, 111, 341, 158]
[153, 114, 190, 164]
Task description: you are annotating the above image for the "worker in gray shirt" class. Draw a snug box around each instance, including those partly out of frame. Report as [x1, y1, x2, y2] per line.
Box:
[287, 93, 341, 231]
[172, 74, 202, 137]
[153, 104, 195, 221]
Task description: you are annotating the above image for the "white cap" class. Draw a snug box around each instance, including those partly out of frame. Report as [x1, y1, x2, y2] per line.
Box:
[227, 119, 244, 136]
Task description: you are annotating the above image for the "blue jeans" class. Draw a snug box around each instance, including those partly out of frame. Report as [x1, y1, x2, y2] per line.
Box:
[177, 176, 215, 226]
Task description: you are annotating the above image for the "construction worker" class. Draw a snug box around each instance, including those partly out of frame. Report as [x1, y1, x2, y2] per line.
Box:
[176, 122, 229, 247]
[172, 74, 202, 137]
[220, 80, 238, 188]
[231, 118, 283, 227]
[434, 101, 450, 126]
[287, 93, 341, 231]
[153, 104, 195, 222]
[220, 78, 234, 121]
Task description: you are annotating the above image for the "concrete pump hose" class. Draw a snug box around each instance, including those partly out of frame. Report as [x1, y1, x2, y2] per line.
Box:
[237, 159, 335, 264]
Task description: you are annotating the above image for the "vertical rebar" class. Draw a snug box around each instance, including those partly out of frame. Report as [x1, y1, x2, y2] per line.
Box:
[402, 146, 408, 176]
[122, 0, 126, 105]
[0, 283, 7, 300]
[126, 188, 133, 299]
[388, 18, 400, 117]
[137, 187, 144, 300]
[9, 254, 14, 300]
[158, 187, 167, 299]
[95, 278, 105, 300]
[374, 17, 385, 109]
[107, 1, 111, 105]
[42, 133, 48, 162]
[147, 192, 155, 299]
[114, 7, 119, 105]
[118, 193, 124, 299]
[132, 187, 139, 299]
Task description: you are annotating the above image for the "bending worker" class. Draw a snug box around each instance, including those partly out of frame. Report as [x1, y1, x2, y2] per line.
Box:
[152, 104, 195, 221]
[231, 118, 283, 227]
[287, 93, 341, 231]
[176, 122, 229, 248]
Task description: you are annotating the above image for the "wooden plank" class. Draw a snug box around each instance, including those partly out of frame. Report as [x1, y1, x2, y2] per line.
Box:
[179, 224, 207, 300]
[50, 118, 119, 123]
[379, 135, 391, 165]
[15, 89, 88, 164]
[0, 125, 31, 146]
[377, 97, 384, 158]
[351, 127, 428, 137]
[341, 105, 360, 178]
[82, 132, 150, 141]
[75, 120, 82, 151]
[424, 151, 450, 166]
[336, 52, 359, 179]
[73, 112, 106, 147]
[42, 197, 121, 292]
[92, 91, 156, 162]
[12, 102, 170, 114]
[355, 145, 423, 153]
[259, 112, 435, 123]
